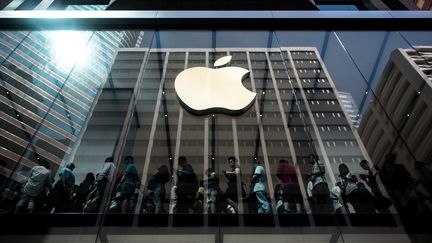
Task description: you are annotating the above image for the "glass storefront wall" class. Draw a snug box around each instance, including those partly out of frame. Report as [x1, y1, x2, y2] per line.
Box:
[0, 30, 431, 242]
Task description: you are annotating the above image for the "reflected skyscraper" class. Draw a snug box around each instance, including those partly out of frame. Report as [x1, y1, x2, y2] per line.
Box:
[358, 46, 432, 174]
[411, 0, 432, 10]
[339, 91, 361, 128]
[0, 30, 141, 205]
[83, 47, 373, 216]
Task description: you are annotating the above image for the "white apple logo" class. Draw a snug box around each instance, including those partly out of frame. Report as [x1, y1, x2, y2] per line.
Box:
[174, 56, 256, 115]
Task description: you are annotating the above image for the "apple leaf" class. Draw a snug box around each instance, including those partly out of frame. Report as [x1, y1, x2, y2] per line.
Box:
[214, 55, 232, 68]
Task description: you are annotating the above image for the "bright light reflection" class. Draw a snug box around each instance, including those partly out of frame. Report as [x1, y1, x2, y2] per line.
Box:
[47, 31, 91, 68]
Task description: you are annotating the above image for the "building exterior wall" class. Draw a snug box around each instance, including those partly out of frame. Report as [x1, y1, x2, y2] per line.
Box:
[358, 47, 432, 175]
[412, 0, 432, 10]
[76, 47, 371, 216]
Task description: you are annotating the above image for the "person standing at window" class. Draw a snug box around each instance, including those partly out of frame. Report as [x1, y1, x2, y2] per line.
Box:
[176, 156, 198, 213]
[252, 160, 270, 214]
[15, 160, 52, 213]
[118, 156, 139, 214]
[276, 159, 302, 213]
[307, 153, 330, 213]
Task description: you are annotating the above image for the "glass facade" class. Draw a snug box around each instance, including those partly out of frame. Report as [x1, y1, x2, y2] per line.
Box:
[0, 30, 431, 242]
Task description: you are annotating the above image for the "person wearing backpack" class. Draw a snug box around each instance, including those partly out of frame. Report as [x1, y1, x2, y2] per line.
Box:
[75, 173, 95, 210]
[338, 163, 377, 214]
[96, 157, 116, 197]
[359, 160, 391, 213]
[15, 160, 52, 213]
[176, 156, 198, 213]
[46, 163, 76, 212]
[307, 154, 331, 213]
[118, 156, 139, 214]
[276, 159, 302, 213]
[147, 164, 170, 214]
[84, 157, 116, 213]
[252, 160, 270, 214]
[222, 156, 246, 211]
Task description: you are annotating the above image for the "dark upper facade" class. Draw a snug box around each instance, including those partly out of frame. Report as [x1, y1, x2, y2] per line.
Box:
[0, 0, 422, 10]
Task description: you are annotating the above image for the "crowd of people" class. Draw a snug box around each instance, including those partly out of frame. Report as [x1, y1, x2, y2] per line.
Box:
[0, 152, 431, 216]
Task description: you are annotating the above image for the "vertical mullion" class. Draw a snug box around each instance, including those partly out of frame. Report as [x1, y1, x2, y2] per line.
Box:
[264, 50, 315, 225]
[133, 52, 170, 219]
[246, 51, 279, 224]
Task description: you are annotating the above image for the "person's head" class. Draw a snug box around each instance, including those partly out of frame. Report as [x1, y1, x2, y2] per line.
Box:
[338, 163, 350, 176]
[279, 159, 288, 164]
[85, 173, 95, 183]
[359, 160, 370, 171]
[66, 163, 75, 171]
[206, 168, 216, 178]
[253, 159, 261, 169]
[0, 159, 6, 168]
[274, 184, 283, 197]
[158, 165, 170, 182]
[125, 156, 134, 164]
[384, 153, 396, 166]
[178, 156, 187, 167]
[308, 153, 318, 164]
[105, 157, 114, 163]
[228, 156, 236, 168]
[39, 160, 50, 170]
[158, 164, 169, 175]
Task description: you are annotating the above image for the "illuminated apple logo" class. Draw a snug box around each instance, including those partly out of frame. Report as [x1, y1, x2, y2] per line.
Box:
[174, 56, 256, 115]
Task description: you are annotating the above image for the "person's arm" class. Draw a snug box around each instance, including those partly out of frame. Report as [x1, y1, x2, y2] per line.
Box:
[225, 167, 240, 175]
[251, 174, 258, 184]
[177, 168, 190, 175]
[100, 163, 110, 178]
[177, 165, 192, 175]
[251, 166, 261, 183]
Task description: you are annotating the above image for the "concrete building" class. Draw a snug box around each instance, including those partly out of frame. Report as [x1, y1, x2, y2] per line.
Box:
[339, 92, 361, 128]
[358, 46, 432, 175]
[411, 0, 432, 10]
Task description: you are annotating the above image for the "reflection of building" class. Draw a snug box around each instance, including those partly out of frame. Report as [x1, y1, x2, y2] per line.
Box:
[358, 47, 432, 174]
[411, 0, 432, 10]
[86, 47, 370, 218]
[0, 36, 411, 240]
[0, 30, 140, 202]
[339, 92, 361, 128]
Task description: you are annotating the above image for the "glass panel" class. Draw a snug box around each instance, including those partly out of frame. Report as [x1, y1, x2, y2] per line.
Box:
[1, 29, 431, 243]
[334, 31, 432, 228]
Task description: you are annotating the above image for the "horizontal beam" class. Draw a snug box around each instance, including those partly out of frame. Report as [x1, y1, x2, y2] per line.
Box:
[107, 0, 318, 10]
[0, 11, 431, 30]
